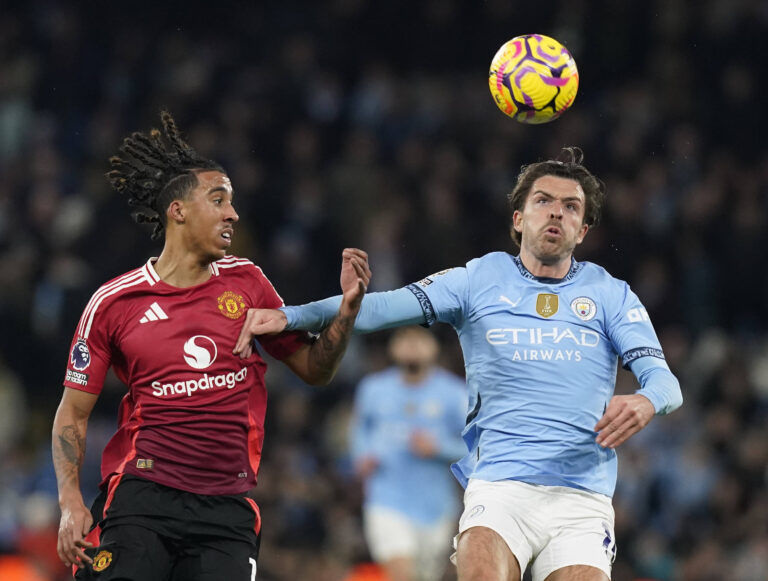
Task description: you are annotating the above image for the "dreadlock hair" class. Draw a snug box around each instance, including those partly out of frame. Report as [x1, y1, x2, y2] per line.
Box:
[507, 147, 606, 247]
[106, 111, 224, 240]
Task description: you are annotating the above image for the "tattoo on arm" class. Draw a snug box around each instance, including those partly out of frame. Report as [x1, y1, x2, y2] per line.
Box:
[309, 311, 356, 378]
[54, 424, 86, 490]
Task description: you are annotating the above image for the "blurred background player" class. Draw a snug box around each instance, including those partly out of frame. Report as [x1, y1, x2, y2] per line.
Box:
[52, 111, 370, 580]
[350, 326, 466, 581]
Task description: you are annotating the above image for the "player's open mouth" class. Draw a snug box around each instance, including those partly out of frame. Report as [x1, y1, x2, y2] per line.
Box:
[545, 227, 561, 237]
[221, 230, 233, 244]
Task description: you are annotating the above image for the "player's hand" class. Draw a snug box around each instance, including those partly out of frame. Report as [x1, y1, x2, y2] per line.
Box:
[594, 394, 655, 448]
[233, 309, 288, 359]
[57, 500, 94, 568]
[409, 430, 438, 458]
[339, 248, 371, 315]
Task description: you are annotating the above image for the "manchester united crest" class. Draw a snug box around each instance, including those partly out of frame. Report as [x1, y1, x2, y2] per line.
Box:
[217, 291, 247, 320]
[92, 550, 113, 572]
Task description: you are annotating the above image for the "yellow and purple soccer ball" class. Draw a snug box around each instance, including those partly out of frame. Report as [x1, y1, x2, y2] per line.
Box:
[489, 34, 579, 124]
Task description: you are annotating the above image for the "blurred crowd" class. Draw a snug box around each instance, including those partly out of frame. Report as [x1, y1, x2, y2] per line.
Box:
[1, 1, 767, 580]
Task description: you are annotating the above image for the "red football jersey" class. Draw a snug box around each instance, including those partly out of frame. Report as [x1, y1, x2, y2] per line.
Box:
[63, 256, 311, 495]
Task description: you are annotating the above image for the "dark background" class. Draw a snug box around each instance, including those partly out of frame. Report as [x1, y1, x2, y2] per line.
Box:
[0, 1, 766, 580]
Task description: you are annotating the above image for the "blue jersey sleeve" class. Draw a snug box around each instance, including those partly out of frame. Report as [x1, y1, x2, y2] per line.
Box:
[282, 288, 426, 333]
[606, 282, 682, 414]
[629, 356, 683, 415]
[405, 267, 470, 327]
[606, 284, 665, 367]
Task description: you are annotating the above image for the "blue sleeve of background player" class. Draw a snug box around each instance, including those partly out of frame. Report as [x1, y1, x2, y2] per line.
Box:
[349, 379, 375, 462]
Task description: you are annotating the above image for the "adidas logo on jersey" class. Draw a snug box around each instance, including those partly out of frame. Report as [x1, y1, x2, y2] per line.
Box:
[140, 302, 168, 324]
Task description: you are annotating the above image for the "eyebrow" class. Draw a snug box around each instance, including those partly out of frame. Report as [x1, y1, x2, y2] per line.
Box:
[207, 187, 233, 196]
[532, 190, 583, 203]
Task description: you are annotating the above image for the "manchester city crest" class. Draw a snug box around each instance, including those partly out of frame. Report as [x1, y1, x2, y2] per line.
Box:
[571, 297, 597, 321]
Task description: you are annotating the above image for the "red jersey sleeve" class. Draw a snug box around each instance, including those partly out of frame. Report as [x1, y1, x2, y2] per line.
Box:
[63, 289, 114, 394]
[248, 265, 312, 360]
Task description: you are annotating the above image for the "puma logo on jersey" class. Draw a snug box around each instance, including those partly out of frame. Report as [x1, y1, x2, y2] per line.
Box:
[500, 295, 522, 307]
[140, 302, 169, 323]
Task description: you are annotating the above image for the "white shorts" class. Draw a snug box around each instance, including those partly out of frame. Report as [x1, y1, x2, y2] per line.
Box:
[363, 505, 456, 581]
[454, 479, 616, 581]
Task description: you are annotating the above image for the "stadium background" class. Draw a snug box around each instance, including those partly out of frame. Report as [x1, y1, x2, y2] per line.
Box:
[0, 1, 766, 580]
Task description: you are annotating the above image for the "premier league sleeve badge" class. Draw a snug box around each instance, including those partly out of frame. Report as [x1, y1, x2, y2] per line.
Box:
[70, 338, 92, 371]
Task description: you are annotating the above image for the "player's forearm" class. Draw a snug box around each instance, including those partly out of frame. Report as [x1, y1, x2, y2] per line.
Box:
[282, 287, 426, 333]
[52, 409, 87, 504]
[632, 358, 683, 415]
[305, 301, 359, 384]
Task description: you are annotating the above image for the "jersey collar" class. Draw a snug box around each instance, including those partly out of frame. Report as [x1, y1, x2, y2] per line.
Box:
[511, 254, 583, 284]
[143, 257, 218, 286]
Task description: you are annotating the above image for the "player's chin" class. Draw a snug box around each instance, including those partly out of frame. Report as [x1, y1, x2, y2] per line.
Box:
[207, 247, 229, 262]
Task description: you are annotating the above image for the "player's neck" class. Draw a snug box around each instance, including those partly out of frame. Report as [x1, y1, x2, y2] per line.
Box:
[401, 365, 431, 385]
[154, 246, 213, 288]
[518, 248, 573, 279]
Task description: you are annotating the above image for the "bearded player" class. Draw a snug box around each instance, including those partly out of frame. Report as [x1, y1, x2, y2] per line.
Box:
[235, 149, 683, 581]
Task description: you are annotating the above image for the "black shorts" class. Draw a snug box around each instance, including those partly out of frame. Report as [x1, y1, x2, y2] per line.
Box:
[75, 474, 260, 581]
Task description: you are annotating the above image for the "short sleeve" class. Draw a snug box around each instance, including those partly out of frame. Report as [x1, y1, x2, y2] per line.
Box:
[63, 302, 113, 394]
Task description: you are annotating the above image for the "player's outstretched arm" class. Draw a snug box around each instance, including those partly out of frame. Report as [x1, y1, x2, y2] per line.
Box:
[282, 248, 370, 384]
[53, 388, 99, 568]
[233, 248, 371, 361]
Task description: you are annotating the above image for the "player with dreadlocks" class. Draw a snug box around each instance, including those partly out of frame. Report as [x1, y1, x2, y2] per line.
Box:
[53, 111, 371, 580]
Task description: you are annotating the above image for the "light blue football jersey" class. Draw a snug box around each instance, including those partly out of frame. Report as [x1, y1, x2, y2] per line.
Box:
[350, 367, 467, 524]
[405, 252, 671, 497]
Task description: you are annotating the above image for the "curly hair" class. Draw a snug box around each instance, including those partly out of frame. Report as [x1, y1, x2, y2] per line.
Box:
[507, 147, 606, 247]
[106, 111, 224, 240]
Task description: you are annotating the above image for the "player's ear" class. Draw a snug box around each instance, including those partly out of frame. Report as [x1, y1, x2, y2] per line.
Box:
[512, 210, 523, 234]
[575, 222, 589, 244]
[168, 200, 185, 224]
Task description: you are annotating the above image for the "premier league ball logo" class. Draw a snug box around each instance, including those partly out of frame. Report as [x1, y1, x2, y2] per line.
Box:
[70, 339, 91, 371]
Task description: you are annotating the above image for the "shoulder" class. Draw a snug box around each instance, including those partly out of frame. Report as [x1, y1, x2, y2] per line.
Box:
[212, 255, 263, 277]
[88, 264, 157, 308]
[361, 367, 398, 386]
[77, 264, 154, 337]
[574, 261, 634, 314]
[467, 251, 510, 270]
[357, 368, 398, 399]
[576, 260, 629, 290]
[433, 368, 467, 390]
[213, 256, 279, 288]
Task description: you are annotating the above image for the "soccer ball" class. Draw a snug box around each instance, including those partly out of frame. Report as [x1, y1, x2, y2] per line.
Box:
[488, 34, 579, 124]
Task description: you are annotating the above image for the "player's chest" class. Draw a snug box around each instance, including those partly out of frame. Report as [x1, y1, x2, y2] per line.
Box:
[470, 284, 607, 343]
[376, 391, 444, 424]
[114, 288, 251, 365]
